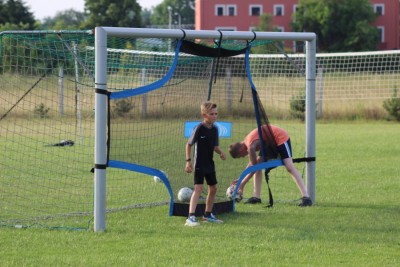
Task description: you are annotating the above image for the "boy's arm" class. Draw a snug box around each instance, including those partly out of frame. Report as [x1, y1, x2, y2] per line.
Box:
[238, 172, 254, 192]
[186, 143, 192, 161]
[232, 161, 254, 192]
[185, 143, 193, 173]
[248, 140, 259, 166]
[214, 146, 226, 160]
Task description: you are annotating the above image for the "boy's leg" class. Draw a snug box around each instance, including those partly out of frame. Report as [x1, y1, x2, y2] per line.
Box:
[202, 185, 223, 223]
[189, 184, 203, 214]
[282, 158, 312, 207]
[252, 170, 262, 198]
[244, 156, 263, 204]
[283, 158, 308, 197]
[185, 184, 203, 227]
[205, 184, 217, 213]
[244, 170, 262, 204]
[201, 173, 223, 223]
[278, 140, 311, 206]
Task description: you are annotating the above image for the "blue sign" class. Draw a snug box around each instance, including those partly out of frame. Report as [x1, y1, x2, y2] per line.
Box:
[184, 121, 232, 138]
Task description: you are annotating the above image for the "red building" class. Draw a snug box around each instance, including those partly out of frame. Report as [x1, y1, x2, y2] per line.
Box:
[195, 0, 400, 50]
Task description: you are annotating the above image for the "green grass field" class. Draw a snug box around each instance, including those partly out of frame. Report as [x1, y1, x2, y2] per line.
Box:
[0, 121, 399, 266]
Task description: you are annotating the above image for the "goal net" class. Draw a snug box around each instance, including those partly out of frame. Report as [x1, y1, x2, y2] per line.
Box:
[93, 28, 317, 231]
[315, 50, 400, 119]
[0, 31, 95, 230]
[0, 29, 317, 231]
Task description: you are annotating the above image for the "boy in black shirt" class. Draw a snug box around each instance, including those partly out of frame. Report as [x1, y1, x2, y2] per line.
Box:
[184, 101, 226, 226]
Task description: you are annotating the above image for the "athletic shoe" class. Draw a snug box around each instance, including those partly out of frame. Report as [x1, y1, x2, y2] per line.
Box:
[185, 216, 200, 227]
[298, 197, 313, 207]
[201, 213, 223, 224]
[244, 197, 262, 204]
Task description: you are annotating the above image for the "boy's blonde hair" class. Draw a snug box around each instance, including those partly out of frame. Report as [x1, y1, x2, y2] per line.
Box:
[201, 101, 217, 115]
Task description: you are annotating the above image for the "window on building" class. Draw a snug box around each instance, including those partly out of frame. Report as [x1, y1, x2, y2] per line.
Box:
[276, 26, 284, 32]
[250, 5, 262, 16]
[373, 4, 384, 16]
[227, 5, 237, 16]
[274, 5, 284, 16]
[377, 26, 385, 43]
[216, 5, 224, 16]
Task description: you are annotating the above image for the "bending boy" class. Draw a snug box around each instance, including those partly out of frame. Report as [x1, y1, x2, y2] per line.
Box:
[229, 124, 312, 207]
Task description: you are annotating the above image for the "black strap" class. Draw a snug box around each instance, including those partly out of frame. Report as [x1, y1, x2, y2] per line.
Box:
[90, 91, 111, 173]
[179, 40, 247, 57]
[95, 164, 107, 169]
[106, 93, 111, 165]
[213, 31, 224, 84]
[180, 29, 186, 40]
[247, 31, 257, 45]
[90, 164, 107, 173]
[264, 169, 274, 208]
[95, 88, 110, 96]
[293, 157, 316, 163]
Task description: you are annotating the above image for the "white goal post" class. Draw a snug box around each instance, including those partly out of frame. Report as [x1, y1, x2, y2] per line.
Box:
[94, 27, 317, 232]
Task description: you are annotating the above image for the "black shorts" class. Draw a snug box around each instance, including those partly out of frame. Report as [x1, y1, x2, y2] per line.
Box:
[194, 171, 217, 186]
[277, 139, 293, 159]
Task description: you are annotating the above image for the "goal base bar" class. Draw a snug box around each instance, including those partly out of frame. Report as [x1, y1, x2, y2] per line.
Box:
[172, 201, 233, 217]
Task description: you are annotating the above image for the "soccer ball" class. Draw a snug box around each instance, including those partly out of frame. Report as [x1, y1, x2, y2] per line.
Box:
[226, 185, 243, 203]
[153, 170, 166, 183]
[177, 187, 193, 202]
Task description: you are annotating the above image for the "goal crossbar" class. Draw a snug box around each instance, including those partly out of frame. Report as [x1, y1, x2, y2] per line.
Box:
[97, 27, 317, 41]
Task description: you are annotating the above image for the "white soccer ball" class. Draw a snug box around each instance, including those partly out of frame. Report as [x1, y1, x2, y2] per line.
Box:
[226, 185, 243, 202]
[177, 187, 193, 202]
[153, 170, 166, 183]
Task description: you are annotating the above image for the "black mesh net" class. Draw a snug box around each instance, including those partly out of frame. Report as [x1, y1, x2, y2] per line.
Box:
[108, 39, 281, 215]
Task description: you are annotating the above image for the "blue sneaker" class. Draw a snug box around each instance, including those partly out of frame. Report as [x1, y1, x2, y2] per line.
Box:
[201, 213, 223, 224]
[185, 216, 200, 227]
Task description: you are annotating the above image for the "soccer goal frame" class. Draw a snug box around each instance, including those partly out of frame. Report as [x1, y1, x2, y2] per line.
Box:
[94, 27, 316, 232]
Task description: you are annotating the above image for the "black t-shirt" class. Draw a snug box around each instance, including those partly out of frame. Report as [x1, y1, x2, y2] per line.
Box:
[187, 123, 219, 174]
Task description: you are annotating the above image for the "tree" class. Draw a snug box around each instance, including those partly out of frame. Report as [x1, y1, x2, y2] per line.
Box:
[252, 13, 283, 54]
[0, 0, 36, 29]
[40, 9, 86, 30]
[151, 0, 194, 27]
[141, 8, 152, 28]
[292, 0, 379, 52]
[255, 13, 275, 32]
[83, 0, 142, 28]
